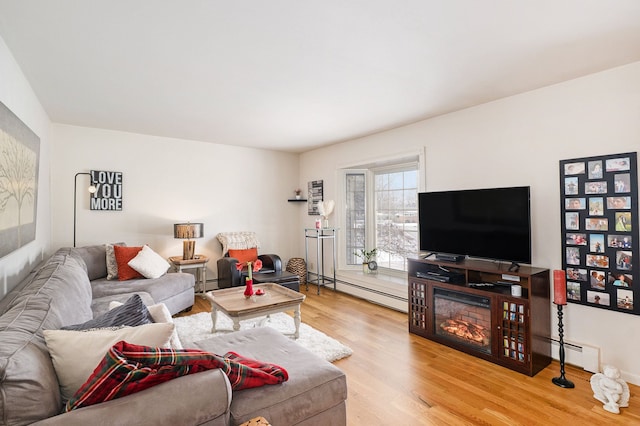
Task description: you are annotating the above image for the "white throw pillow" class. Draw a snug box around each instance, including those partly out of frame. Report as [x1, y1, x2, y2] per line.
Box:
[44, 322, 174, 401]
[127, 245, 170, 279]
[109, 300, 182, 349]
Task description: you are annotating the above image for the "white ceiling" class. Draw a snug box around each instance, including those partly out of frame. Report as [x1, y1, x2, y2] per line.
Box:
[1, 1, 640, 153]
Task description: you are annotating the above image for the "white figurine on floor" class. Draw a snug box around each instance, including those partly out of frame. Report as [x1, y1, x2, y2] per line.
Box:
[590, 365, 630, 414]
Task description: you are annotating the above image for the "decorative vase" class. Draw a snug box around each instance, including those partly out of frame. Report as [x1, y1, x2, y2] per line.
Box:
[323, 218, 329, 228]
[244, 278, 254, 297]
[295, 195, 301, 200]
[362, 263, 369, 274]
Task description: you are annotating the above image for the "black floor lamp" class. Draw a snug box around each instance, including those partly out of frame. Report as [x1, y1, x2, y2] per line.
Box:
[552, 270, 575, 388]
[73, 172, 96, 247]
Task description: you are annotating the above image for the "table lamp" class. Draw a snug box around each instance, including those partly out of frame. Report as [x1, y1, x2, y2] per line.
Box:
[174, 222, 204, 260]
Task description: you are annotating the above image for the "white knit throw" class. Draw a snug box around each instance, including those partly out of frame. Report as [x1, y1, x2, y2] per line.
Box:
[216, 232, 261, 255]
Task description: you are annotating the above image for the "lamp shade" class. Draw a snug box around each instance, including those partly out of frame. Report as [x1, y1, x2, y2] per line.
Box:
[174, 223, 204, 239]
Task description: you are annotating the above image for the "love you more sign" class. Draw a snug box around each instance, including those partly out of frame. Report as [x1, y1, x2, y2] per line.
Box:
[90, 170, 123, 211]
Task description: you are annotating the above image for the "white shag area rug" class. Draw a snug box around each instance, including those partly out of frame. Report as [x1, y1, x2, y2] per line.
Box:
[173, 312, 353, 363]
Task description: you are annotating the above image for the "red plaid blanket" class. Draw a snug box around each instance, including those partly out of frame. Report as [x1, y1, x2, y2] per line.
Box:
[66, 341, 288, 411]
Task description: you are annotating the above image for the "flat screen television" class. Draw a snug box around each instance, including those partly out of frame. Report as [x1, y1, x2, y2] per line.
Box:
[418, 186, 531, 264]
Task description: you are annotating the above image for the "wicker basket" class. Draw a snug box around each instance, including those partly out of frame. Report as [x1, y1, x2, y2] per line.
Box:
[286, 257, 307, 285]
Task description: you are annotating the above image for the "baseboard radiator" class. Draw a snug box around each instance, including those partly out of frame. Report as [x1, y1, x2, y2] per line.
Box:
[550, 338, 599, 373]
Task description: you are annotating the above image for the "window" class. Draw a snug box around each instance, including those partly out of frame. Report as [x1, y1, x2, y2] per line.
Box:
[344, 161, 419, 273]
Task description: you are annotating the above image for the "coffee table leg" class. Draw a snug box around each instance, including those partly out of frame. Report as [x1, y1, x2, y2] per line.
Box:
[294, 305, 301, 339]
[232, 318, 241, 332]
[210, 307, 218, 333]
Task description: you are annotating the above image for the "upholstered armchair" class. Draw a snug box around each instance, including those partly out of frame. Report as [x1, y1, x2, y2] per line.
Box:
[216, 232, 283, 288]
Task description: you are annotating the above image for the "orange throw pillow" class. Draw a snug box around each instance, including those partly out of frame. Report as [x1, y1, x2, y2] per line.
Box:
[228, 248, 258, 264]
[114, 246, 144, 281]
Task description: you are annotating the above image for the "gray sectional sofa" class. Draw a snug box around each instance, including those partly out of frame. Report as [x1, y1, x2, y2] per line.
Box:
[0, 245, 347, 425]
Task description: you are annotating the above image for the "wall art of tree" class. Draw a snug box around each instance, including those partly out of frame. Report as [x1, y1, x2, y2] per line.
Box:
[0, 102, 39, 258]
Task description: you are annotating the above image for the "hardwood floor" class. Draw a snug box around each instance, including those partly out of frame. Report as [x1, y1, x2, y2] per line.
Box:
[182, 286, 640, 425]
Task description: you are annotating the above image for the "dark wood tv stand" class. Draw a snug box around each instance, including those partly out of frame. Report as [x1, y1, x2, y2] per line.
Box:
[408, 257, 551, 376]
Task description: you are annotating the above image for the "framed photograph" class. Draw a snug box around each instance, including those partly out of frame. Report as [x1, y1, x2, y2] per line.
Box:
[585, 218, 608, 231]
[589, 197, 604, 215]
[307, 180, 323, 215]
[588, 160, 603, 179]
[617, 289, 633, 310]
[560, 152, 638, 315]
[607, 196, 631, 209]
[589, 234, 605, 252]
[585, 181, 607, 194]
[564, 177, 579, 195]
[606, 157, 630, 172]
[566, 233, 587, 245]
[565, 198, 585, 210]
[565, 212, 580, 230]
[565, 162, 585, 175]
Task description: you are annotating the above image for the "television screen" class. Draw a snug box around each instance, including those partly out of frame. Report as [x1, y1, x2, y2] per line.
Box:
[418, 186, 531, 264]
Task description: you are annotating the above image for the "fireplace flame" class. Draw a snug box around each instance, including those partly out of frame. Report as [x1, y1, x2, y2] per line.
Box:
[440, 319, 489, 345]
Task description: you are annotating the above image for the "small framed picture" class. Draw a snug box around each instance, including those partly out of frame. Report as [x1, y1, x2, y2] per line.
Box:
[615, 212, 632, 232]
[565, 198, 585, 210]
[586, 254, 609, 268]
[565, 212, 580, 230]
[565, 162, 586, 175]
[587, 290, 610, 306]
[567, 281, 581, 301]
[567, 267, 587, 281]
[607, 196, 631, 209]
[617, 289, 633, 310]
[589, 270, 606, 289]
[608, 235, 632, 249]
[585, 181, 607, 194]
[614, 173, 631, 193]
[585, 218, 608, 231]
[588, 197, 604, 215]
[588, 160, 603, 179]
[609, 273, 633, 288]
[589, 234, 604, 252]
[606, 157, 630, 172]
[616, 251, 632, 271]
[564, 177, 579, 195]
[566, 247, 580, 265]
[566, 233, 587, 245]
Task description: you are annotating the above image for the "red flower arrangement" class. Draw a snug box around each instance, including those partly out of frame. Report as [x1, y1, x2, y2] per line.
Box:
[236, 259, 263, 297]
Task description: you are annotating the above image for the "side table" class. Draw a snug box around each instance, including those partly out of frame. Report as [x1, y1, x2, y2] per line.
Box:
[304, 228, 337, 294]
[168, 255, 209, 297]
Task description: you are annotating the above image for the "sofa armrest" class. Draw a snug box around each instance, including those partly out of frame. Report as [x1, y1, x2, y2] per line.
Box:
[217, 257, 241, 288]
[33, 369, 231, 426]
[258, 254, 282, 273]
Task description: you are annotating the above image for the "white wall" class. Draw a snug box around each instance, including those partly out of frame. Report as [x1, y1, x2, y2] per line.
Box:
[0, 36, 51, 298]
[50, 124, 302, 282]
[300, 61, 640, 383]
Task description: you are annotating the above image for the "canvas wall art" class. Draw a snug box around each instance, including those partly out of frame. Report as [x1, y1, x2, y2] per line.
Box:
[0, 101, 40, 258]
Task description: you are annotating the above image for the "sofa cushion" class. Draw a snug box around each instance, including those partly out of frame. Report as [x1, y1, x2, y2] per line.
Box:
[71, 244, 109, 281]
[110, 300, 183, 349]
[114, 245, 144, 280]
[228, 248, 258, 264]
[44, 322, 175, 402]
[195, 327, 347, 425]
[62, 294, 153, 331]
[106, 242, 126, 280]
[128, 245, 170, 279]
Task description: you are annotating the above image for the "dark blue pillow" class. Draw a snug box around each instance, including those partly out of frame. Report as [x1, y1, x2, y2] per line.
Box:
[61, 294, 153, 330]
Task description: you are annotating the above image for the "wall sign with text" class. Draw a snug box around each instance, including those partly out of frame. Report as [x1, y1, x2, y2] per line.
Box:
[90, 170, 123, 211]
[560, 152, 638, 315]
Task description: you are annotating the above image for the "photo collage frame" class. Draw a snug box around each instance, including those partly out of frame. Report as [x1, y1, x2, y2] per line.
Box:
[560, 152, 639, 315]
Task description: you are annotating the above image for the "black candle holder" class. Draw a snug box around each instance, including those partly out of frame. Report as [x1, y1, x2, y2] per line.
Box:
[552, 304, 575, 388]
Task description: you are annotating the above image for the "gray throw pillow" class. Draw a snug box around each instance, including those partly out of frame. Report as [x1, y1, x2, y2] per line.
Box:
[61, 294, 154, 330]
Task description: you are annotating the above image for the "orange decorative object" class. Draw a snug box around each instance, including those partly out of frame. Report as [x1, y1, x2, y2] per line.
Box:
[553, 270, 567, 305]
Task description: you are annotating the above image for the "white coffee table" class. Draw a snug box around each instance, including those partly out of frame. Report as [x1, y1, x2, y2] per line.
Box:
[204, 283, 306, 338]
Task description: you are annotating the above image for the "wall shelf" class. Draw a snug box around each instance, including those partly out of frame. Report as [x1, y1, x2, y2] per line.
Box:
[288, 198, 307, 202]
